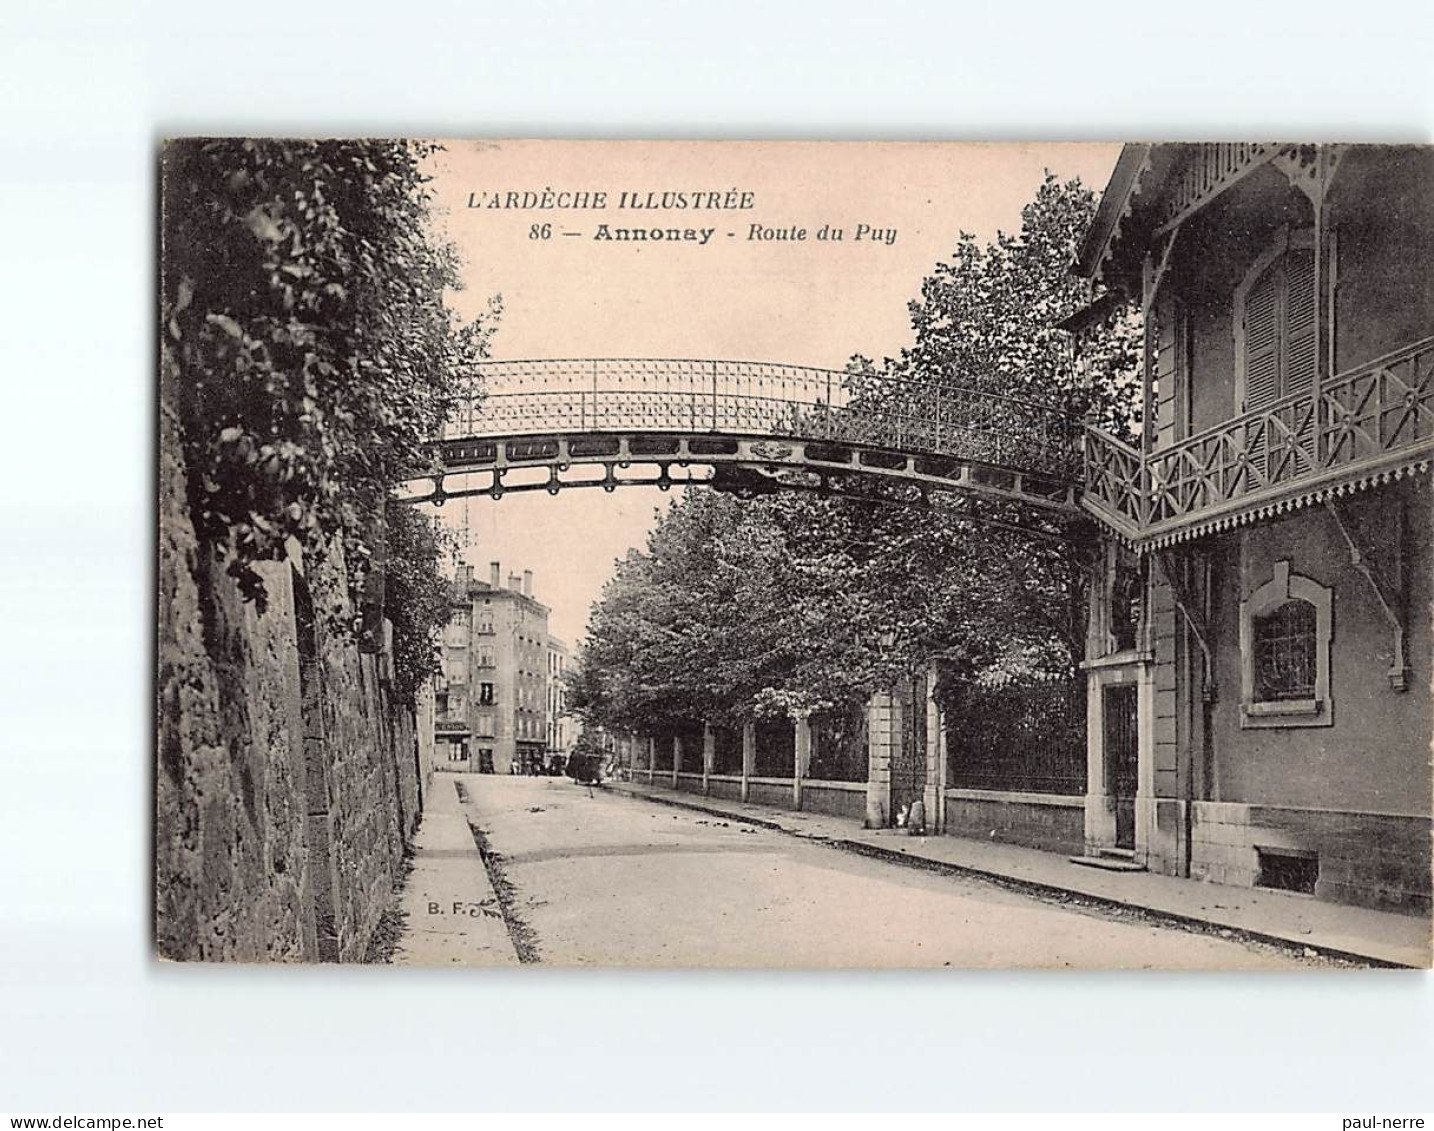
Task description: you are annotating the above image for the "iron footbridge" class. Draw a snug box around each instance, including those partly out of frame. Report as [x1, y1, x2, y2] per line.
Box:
[403, 358, 1086, 526]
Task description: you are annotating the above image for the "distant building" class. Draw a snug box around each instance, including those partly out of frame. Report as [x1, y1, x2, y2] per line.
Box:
[545, 636, 579, 765]
[434, 562, 556, 774]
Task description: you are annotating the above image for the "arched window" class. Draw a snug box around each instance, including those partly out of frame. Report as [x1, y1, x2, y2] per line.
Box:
[1236, 230, 1318, 412]
[1240, 559, 1333, 727]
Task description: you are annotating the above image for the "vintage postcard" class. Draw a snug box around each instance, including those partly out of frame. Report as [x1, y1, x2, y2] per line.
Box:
[156, 140, 1433, 968]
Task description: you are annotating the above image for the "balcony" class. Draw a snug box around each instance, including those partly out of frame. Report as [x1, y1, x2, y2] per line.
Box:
[1084, 336, 1434, 546]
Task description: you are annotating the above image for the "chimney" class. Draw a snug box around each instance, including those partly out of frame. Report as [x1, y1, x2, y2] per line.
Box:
[455, 563, 472, 588]
[522, 570, 533, 599]
[489, 561, 501, 589]
[508, 572, 522, 593]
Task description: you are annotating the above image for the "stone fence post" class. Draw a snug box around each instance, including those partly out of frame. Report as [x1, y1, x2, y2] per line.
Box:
[865, 690, 897, 828]
[702, 722, 715, 795]
[740, 721, 756, 802]
[923, 664, 946, 833]
[793, 714, 812, 810]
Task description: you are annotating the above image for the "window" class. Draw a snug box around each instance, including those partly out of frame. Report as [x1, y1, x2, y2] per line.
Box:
[1236, 230, 1318, 413]
[1256, 848, 1319, 895]
[1239, 559, 1332, 727]
[478, 682, 494, 706]
[1110, 558, 1144, 654]
[475, 713, 494, 738]
[1252, 599, 1317, 701]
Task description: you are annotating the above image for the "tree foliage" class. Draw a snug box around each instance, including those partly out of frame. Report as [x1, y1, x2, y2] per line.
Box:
[571, 174, 1138, 735]
[161, 138, 496, 615]
[382, 500, 459, 708]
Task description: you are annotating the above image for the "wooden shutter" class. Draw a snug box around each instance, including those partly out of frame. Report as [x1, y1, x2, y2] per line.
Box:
[1243, 263, 1281, 411]
[1283, 248, 1318, 472]
[1283, 248, 1317, 399]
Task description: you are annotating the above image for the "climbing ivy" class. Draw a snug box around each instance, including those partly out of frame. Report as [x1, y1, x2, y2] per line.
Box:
[161, 138, 496, 618]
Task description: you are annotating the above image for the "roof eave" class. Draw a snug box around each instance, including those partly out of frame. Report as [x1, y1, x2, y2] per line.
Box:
[1072, 143, 1152, 280]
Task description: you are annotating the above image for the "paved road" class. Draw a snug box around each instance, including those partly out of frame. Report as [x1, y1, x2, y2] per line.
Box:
[454, 774, 1311, 969]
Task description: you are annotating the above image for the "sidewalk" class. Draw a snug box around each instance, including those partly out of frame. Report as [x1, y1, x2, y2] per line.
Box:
[391, 773, 520, 966]
[609, 779, 1432, 968]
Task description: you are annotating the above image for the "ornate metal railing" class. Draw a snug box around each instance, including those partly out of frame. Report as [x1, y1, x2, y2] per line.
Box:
[1083, 336, 1434, 539]
[445, 358, 1083, 478]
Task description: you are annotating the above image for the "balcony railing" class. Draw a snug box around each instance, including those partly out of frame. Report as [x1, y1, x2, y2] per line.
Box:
[1081, 426, 1147, 534]
[1083, 336, 1434, 542]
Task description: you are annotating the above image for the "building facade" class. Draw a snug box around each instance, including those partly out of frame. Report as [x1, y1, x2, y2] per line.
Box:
[545, 636, 578, 766]
[435, 562, 556, 775]
[1076, 143, 1432, 912]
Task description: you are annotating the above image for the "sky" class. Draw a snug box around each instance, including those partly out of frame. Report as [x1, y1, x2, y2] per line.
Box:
[419, 141, 1122, 646]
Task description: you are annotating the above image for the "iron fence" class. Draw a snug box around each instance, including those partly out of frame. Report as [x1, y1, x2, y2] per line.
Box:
[947, 672, 1087, 795]
[710, 725, 743, 775]
[808, 709, 869, 783]
[753, 719, 796, 777]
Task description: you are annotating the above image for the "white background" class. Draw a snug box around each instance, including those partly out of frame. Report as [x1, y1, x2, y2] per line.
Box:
[1, 0, 1431, 1113]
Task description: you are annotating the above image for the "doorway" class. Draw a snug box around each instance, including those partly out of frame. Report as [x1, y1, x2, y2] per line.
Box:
[1103, 683, 1139, 850]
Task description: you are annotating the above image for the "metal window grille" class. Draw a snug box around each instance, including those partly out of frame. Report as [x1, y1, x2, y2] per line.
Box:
[1252, 599, 1317, 700]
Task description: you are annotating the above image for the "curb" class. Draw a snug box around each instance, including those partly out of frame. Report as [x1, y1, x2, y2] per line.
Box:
[608, 783, 1410, 969]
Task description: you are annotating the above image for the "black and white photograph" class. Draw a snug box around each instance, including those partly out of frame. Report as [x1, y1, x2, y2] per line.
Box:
[7, 0, 1434, 1117]
[156, 139, 1433, 970]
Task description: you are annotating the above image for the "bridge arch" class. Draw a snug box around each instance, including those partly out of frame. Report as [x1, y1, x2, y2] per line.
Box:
[403, 358, 1087, 532]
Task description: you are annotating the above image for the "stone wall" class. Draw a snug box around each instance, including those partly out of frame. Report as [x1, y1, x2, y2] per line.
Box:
[944, 790, 1087, 855]
[707, 776, 743, 802]
[746, 779, 793, 808]
[801, 782, 868, 820]
[156, 378, 423, 963]
[1192, 801, 1432, 914]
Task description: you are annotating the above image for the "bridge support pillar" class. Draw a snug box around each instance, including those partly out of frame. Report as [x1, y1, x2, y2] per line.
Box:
[740, 722, 756, 803]
[672, 733, 682, 789]
[793, 715, 812, 811]
[865, 690, 897, 828]
[702, 723, 715, 795]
